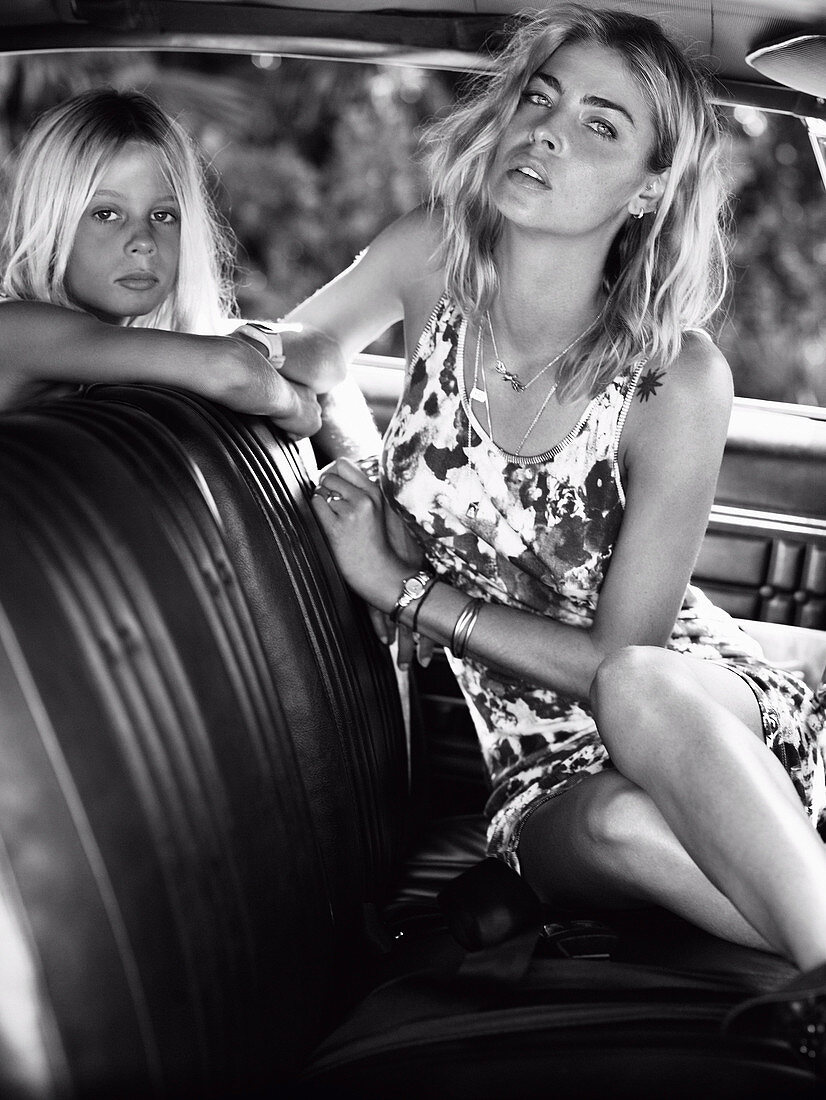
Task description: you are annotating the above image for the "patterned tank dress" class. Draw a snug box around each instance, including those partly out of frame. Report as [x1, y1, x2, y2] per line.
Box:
[379, 294, 826, 870]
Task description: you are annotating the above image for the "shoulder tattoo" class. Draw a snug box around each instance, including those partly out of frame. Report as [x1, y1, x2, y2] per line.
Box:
[637, 366, 667, 403]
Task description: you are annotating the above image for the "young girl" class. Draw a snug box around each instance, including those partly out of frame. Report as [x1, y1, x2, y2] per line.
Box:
[292, 3, 826, 1065]
[0, 88, 345, 432]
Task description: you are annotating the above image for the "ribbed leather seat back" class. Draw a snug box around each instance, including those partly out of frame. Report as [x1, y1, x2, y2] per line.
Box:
[82, 385, 410, 896]
[0, 387, 407, 1098]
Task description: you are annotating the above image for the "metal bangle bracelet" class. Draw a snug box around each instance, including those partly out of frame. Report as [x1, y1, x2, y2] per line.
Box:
[459, 600, 482, 658]
[451, 598, 482, 659]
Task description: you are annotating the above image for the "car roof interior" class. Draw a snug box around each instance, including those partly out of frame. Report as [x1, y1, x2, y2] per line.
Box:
[2, 1, 825, 117]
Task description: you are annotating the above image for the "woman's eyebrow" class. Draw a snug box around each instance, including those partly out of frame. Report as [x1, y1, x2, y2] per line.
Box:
[533, 70, 636, 128]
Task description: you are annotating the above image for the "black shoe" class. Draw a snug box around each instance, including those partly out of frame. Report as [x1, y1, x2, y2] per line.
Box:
[723, 962, 826, 1076]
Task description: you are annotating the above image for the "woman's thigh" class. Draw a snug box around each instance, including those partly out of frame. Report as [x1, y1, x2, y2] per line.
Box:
[593, 647, 765, 743]
[517, 769, 675, 908]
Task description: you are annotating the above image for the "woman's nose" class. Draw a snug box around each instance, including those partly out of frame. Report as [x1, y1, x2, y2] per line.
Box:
[530, 117, 563, 153]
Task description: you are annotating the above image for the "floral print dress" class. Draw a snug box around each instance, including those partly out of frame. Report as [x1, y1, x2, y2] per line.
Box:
[380, 295, 826, 869]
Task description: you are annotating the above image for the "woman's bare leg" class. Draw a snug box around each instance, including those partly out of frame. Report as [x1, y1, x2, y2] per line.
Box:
[520, 646, 826, 967]
[519, 768, 771, 951]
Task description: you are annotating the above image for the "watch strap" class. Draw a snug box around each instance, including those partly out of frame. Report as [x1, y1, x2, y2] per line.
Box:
[390, 569, 433, 624]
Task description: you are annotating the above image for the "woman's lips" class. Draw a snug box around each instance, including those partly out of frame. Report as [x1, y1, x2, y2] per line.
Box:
[509, 163, 549, 187]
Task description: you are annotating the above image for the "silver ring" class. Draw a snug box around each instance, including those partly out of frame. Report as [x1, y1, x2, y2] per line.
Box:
[314, 483, 342, 503]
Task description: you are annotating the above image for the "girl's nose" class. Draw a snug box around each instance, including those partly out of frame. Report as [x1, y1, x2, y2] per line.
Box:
[127, 230, 156, 255]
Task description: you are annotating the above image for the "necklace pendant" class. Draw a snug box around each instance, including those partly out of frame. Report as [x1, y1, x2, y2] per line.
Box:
[494, 358, 524, 392]
[469, 386, 487, 405]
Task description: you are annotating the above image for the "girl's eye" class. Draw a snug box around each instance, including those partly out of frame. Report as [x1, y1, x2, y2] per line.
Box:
[152, 210, 179, 224]
[588, 119, 617, 140]
[91, 209, 118, 223]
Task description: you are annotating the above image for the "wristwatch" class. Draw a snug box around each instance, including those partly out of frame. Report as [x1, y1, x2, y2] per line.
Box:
[391, 569, 433, 624]
[233, 320, 303, 364]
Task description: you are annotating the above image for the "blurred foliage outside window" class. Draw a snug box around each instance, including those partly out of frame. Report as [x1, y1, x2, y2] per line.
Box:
[0, 51, 823, 406]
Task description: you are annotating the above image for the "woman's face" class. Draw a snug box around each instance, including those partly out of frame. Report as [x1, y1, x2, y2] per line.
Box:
[489, 40, 662, 239]
[65, 140, 180, 324]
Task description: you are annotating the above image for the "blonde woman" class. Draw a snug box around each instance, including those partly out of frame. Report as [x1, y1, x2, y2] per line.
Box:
[0, 88, 343, 430]
[294, 4, 826, 1063]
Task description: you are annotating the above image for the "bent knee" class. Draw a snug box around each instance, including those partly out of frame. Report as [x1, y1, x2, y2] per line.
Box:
[578, 774, 658, 869]
[589, 645, 697, 779]
[590, 645, 669, 724]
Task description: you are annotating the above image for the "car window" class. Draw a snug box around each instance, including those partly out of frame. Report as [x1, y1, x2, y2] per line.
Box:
[719, 104, 826, 406]
[0, 50, 823, 408]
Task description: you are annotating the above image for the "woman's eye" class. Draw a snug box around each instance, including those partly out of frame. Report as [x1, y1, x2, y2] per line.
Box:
[91, 209, 118, 222]
[521, 89, 551, 108]
[152, 210, 179, 224]
[588, 119, 617, 140]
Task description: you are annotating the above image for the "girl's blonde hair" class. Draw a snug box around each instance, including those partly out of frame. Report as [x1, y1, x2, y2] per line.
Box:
[424, 4, 729, 400]
[1, 88, 235, 333]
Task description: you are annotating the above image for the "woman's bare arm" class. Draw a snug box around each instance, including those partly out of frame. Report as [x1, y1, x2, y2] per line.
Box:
[316, 334, 734, 701]
[281, 206, 443, 459]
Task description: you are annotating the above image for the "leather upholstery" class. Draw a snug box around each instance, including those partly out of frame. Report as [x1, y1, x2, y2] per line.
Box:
[0, 385, 820, 1098]
[0, 386, 406, 1096]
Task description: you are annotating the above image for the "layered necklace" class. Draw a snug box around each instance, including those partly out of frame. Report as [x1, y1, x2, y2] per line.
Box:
[470, 309, 601, 456]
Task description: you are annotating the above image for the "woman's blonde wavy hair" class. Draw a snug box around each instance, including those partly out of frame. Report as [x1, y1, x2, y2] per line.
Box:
[1, 88, 235, 333]
[424, 4, 729, 401]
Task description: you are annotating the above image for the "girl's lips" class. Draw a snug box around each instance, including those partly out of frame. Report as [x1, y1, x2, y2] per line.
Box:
[116, 274, 159, 290]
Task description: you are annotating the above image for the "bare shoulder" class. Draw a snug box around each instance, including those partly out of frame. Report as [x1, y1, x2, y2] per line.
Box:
[368, 205, 444, 289]
[623, 330, 733, 466]
[1, 298, 73, 325]
[0, 298, 100, 351]
[0, 300, 94, 410]
[636, 329, 730, 399]
[359, 205, 446, 343]
[374, 204, 442, 252]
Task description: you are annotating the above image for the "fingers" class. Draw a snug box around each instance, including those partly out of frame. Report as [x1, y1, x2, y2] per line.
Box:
[322, 457, 382, 505]
[416, 633, 434, 668]
[313, 469, 351, 511]
[313, 463, 380, 516]
[311, 484, 346, 515]
[396, 625, 434, 670]
[396, 624, 416, 671]
[368, 609, 433, 671]
[368, 606, 395, 646]
[269, 378, 321, 437]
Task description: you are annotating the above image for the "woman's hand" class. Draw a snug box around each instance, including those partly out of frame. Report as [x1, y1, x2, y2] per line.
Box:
[378, 490, 435, 668]
[311, 458, 405, 607]
[220, 333, 322, 435]
[270, 378, 323, 438]
[311, 458, 434, 669]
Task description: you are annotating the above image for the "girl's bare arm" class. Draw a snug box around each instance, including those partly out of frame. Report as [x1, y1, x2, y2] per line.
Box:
[0, 300, 323, 436]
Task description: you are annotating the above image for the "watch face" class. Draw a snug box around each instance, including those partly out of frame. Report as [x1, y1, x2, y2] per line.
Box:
[406, 576, 427, 598]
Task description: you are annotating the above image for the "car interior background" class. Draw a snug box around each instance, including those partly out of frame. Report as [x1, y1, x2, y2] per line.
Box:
[0, 1, 825, 1097]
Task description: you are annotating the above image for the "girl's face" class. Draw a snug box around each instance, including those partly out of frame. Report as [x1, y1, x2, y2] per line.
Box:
[490, 40, 662, 239]
[65, 141, 180, 324]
